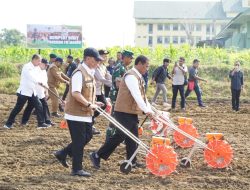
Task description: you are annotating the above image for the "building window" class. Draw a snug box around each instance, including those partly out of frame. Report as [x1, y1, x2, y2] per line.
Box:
[173, 36, 178, 44]
[164, 36, 170, 44]
[206, 36, 210, 40]
[137, 36, 141, 38]
[180, 36, 186, 43]
[180, 24, 185, 31]
[157, 36, 163, 44]
[196, 24, 201, 31]
[148, 36, 153, 46]
[190, 24, 195, 32]
[157, 24, 163, 31]
[137, 23, 141, 26]
[173, 24, 179, 31]
[206, 24, 210, 34]
[143, 36, 146, 38]
[164, 24, 170, 30]
[148, 24, 153, 34]
[211, 25, 215, 33]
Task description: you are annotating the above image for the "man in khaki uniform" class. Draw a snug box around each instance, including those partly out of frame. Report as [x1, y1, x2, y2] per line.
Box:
[47, 57, 69, 117]
[53, 48, 103, 177]
[90, 55, 152, 170]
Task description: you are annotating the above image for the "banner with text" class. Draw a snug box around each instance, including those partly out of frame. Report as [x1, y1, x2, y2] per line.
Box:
[27, 24, 82, 49]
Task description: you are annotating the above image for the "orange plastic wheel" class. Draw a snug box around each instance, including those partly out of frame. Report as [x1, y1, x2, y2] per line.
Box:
[204, 140, 233, 168]
[146, 145, 178, 177]
[173, 124, 199, 148]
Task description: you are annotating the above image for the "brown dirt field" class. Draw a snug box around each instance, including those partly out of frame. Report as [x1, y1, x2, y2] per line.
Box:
[0, 94, 250, 190]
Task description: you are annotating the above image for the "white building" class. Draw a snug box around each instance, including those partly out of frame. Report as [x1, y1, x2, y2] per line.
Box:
[134, 0, 247, 47]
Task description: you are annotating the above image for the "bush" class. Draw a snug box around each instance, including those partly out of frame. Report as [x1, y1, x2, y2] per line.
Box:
[0, 62, 18, 78]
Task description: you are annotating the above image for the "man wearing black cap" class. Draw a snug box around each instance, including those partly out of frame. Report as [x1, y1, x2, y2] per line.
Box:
[54, 47, 104, 177]
[21, 58, 54, 127]
[3, 54, 49, 129]
[62, 55, 77, 102]
[47, 57, 70, 117]
[92, 50, 112, 135]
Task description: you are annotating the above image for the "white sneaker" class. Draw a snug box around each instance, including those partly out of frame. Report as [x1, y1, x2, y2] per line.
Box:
[163, 102, 171, 107]
[3, 125, 12, 129]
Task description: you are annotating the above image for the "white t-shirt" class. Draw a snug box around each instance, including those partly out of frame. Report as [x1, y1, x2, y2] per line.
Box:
[64, 62, 95, 123]
[172, 65, 188, 85]
[36, 69, 48, 99]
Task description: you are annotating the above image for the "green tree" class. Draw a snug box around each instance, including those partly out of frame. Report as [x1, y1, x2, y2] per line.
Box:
[0, 28, 25, 47]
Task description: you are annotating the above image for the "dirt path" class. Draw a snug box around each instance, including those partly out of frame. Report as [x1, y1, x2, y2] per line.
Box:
[0, 94, 249, 190]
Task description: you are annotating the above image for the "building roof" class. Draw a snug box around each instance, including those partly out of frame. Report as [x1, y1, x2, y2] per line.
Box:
[221, 0, 246, 13]
[134, 1, 228, 20]
[216, 8, 250, 39]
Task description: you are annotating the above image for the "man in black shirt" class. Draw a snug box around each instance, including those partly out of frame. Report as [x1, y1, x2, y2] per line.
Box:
[151, 58, 172, 107]
[229, 61, 244, 111]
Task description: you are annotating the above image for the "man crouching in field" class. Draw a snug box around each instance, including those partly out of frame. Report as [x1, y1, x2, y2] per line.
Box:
[90, 55, 153, 171]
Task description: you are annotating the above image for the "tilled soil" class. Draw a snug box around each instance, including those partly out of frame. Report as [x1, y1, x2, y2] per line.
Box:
[0, 94, 249, 190]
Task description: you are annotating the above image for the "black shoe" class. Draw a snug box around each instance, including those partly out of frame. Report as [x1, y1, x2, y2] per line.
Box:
[92, 126, 101, 135]
[132, 162, 145, 168]
[21, 122, 29, 127]
[51, 112, 62, 118]
[89, 152, 100, 169]
[37, 123, 49, 129]
[54, 150, 69, 168]
[199, 104, 206, 108]
[71, 170, 91, 177]
[46, 121, 56, 126]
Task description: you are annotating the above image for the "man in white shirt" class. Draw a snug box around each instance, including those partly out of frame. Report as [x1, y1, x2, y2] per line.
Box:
[92, 50, 112, 135]
[171, 57, 188, 111]
[21, 58, 54, 126]
[90, 55, 153, 170]
[53, 48, 104, 177]
[4, 54, 49, 129]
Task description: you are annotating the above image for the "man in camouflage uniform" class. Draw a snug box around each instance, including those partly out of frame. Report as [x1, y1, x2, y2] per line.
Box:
[109, 50, 134, 103]
[106, 50, 134, 140]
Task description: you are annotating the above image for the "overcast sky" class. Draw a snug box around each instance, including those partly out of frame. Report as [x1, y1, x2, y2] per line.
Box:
[0, 0, 219, 48]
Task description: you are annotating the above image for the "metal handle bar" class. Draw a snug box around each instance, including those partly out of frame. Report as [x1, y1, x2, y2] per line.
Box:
[151, 106, 211, 150]
[96, 107, 155, 156]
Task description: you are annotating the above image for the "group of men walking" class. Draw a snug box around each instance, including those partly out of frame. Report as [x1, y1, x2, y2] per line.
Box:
[151, 57, 207, 111]
[3, 47, 244, 177]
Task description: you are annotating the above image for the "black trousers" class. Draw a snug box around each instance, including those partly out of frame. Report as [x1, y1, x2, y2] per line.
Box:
[61, 120, 93, 171]
[22, 97, 51, 124]
[172, 85, 185, 109]
[231, 88, 241, 111]
[104, 85, 110, 98]
[92, 94, 107, 123]
[5, 93, 44, 126]
[62, 84, 69, 101]
[97, 111, 139, 163]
